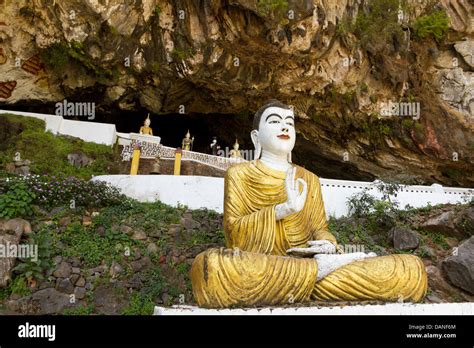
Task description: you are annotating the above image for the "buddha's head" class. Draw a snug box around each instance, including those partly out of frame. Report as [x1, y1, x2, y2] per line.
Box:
[251, 100, 295, 161]
[185, 130, 191, 139]
[144, 114, 151, 127]
[233, 139, 239, 150]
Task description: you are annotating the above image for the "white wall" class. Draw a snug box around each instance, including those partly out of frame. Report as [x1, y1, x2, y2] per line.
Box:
[92, 175, 224, 212]
[0, 110, 117, 146]
[93, 175, 473, 216]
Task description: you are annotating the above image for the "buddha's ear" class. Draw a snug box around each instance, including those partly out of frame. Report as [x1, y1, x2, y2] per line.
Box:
[250, 130, 261, 160]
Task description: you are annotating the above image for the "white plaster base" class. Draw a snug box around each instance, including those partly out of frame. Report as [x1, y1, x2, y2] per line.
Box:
[93, 175, 473, 217]
[154, 303, 474, 315]
[92, 175, 224, 212]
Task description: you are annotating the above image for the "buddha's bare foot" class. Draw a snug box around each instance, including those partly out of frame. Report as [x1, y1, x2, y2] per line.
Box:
[315, 252, 377, 281]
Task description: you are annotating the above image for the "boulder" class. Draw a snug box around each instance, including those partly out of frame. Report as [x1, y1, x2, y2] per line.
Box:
[67, 152, 93, 168]
[0, 218, 32, 287]
[13, 288, 72, 314]
[454, 39, 474, 69]
[53, 261, 72, 278]
[421, 207, 473, 239]
[442, 236, 474, 294]
[389, 226, 419, 250]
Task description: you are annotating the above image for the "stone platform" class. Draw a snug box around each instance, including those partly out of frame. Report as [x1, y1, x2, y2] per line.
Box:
[154, 303, 474, 315]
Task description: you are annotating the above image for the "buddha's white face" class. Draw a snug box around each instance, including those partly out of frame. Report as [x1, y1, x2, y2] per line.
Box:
[253, 106, 295, 156]
[145, 119, 150, 127]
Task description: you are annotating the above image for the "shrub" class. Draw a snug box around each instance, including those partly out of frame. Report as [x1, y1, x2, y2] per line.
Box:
[0, 174, 126, 210]
[0, 180, 35, 219]
[13, 228, 53, 283]
[347, 180, 401, 229]
[413, 10, 449, 42]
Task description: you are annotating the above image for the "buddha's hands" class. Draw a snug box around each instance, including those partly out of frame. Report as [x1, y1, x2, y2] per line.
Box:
[286, 240, 336, 256]
[275, 167, 307, 220]
[314, 252, 377, 281]
[307, 240, 336, 254]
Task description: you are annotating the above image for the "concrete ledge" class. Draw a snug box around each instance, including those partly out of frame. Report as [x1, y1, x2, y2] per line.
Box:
[93, 175, 473, 216]
[154, 303, 474, 315]
[92, 175, 224, 212]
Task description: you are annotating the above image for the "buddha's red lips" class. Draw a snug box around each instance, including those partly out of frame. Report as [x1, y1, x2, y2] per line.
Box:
[277, 134, 290, 140]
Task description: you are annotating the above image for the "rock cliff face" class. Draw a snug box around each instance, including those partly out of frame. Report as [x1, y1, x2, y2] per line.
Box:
[0, 0, 473, 185]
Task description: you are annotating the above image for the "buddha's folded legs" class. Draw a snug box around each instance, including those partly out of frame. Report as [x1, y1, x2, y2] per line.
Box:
[190, 248, 428, 308]
[190, 247, 317, 308]
[312, 254, 427, 302]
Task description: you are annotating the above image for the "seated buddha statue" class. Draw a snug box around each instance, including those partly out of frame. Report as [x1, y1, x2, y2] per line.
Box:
[139, 114, 153, 136]
[190, 100, 427, 308]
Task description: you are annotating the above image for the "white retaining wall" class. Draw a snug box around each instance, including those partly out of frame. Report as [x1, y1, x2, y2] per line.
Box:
[0, 109, 117, 146]
[93, 175, 473, 216]
[154, 303, 474, 315]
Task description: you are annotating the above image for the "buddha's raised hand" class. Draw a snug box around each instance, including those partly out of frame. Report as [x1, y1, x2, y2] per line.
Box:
[275, 167, 307, 220]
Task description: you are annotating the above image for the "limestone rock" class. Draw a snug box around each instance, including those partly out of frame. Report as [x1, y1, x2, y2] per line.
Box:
[147, 242, 159, 255]
[442, 237, 474, 294]
[74, 286, 87, 300]
[14, 288, 72, 314]
[389, 226, 419, 250]
[454, 39, 474, 69]
[421, 207, 474, 239]
[53, 261, 72, 278]
[67, 152, 93, 168]
[0, 218, 31, 287]
[131, 230, 147, 241]
[56, 278, 74, 294]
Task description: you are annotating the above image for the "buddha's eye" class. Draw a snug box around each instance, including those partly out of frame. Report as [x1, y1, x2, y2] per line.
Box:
[269, 120, 280, 124]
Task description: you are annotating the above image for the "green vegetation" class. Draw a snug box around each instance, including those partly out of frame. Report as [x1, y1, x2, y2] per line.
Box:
[0, 181, 35, 219]
[63, 304, 95, 315]
[0, 114, 115, 179]
[257, 0, 288, 18]
[413, 10, 449, 42]
[337, 0, 407, 49]
[13, 229, 53, 282]
[171, 48, 187, 61]
[53, 221, 134, 267]
[155, 5, 161, 16]
[41, 41, 119, 81]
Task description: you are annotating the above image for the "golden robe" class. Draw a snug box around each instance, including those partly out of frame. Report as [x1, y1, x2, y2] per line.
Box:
[190, 160, 427, 308]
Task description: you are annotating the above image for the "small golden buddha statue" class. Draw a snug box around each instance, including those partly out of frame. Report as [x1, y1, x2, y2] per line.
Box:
[139, 114, 153, 136]
[229, 139, 241, 158]
[182, 130, 194, 151]
[190, 100, 427, 308]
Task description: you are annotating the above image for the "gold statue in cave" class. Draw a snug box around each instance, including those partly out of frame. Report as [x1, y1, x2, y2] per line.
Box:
[182, 130, 194, 151]
[190, 100, 427, 308]
[229, 139, 242, 158]
[139, 114, 153, 136]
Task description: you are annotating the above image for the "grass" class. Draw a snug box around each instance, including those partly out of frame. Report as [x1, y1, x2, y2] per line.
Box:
[51, 221, 135, 268]
[413, 10, 449, 42]
[0, 114, 116, 180]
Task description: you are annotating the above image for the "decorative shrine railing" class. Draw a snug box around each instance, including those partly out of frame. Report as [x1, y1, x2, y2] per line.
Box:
[121, 139, 246, 171]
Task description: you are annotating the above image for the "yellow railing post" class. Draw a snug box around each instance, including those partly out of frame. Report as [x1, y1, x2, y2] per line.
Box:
[174, 148, 182, 175]
[130, 144, 141, 175]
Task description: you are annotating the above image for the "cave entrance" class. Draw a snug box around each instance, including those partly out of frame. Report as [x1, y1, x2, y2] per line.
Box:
[108, 111, 255, 157]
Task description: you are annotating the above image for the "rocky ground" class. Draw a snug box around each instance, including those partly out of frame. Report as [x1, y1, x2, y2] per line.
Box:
[0, 199, 472, 315]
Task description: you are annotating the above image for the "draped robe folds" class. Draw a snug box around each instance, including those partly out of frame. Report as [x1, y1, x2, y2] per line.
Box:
[190, 160, 427, 308]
